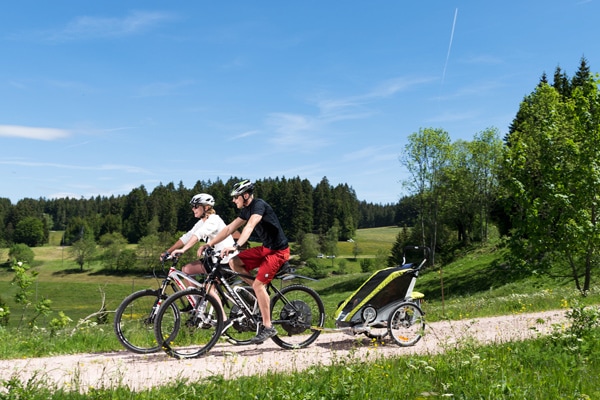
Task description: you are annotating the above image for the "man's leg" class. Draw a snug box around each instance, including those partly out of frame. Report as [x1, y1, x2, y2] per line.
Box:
[252, 279, 271, 328]
[232, 249, 279, 343]
[249, 278, 277, 343]
[230, 256, 253, 285]
[230, 255, 270, 326]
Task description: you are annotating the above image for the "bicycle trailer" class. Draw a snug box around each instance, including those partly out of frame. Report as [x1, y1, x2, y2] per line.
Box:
[332, 246, 428, 345]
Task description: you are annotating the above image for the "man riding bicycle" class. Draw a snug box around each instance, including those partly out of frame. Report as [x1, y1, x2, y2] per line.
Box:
[198, 180, 289, 344]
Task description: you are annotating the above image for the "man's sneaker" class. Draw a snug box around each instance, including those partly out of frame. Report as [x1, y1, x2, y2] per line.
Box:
[250, 325, 277, 344]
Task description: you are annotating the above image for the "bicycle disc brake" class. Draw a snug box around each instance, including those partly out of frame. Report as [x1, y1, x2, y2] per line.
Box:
[280, 300, 312, 335]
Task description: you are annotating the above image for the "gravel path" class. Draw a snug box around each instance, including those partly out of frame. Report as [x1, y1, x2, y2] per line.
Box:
[0, 310, 567, 393]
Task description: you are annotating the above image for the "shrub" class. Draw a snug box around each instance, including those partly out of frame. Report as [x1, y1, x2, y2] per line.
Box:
[116, 249, 137, 271]
[304, 260, 328, 279]
[8, 244, 34, 265]
[360, 258, 374, 272]
[0, 297, 9, 326]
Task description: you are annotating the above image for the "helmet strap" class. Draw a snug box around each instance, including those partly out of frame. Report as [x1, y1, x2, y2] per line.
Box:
[242, 193, 251, 207]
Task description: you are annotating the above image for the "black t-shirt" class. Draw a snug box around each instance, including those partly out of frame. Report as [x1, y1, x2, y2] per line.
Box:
[239, 198, 288, 250]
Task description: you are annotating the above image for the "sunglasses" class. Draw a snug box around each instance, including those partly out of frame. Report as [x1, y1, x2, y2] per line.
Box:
[191, 204, 202, 209]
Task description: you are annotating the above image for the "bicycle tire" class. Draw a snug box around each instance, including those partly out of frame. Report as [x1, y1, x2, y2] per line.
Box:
[387, 302, 425, 347]
[154, 288, 224, 359]
[113, 289, 179, 354]
[270, 284, 325, 350]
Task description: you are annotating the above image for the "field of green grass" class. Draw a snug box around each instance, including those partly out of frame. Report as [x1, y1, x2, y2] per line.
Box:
[2, 227, 600, 398]
[2, 226, 599, 334]
[0, 227, 404, 327]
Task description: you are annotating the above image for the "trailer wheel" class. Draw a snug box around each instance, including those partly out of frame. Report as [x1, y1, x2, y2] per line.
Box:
[387, 302, 425, 346]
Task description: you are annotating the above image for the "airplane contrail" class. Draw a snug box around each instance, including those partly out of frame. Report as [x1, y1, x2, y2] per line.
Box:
[441, 8, 458, 86]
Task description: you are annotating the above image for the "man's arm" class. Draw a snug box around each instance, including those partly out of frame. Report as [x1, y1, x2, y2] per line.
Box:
[206, 217, 245, 247]
[235, 213, 262, 247]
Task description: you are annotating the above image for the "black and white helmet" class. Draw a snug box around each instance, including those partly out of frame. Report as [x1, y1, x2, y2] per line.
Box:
[189, 193, 215, 207]
[230, 179, 254, 196]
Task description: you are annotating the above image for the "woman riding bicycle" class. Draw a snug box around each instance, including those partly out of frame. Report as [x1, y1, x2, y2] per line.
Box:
[161, 193, 238, 274]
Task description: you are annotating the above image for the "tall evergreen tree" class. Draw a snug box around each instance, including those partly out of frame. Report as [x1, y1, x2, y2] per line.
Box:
[552, 65, 571, 97]
[313, 177, 334, 235]
[571, 56, 591, 89]
[149, 183, 178, 234]
[122, 186, 149, 243]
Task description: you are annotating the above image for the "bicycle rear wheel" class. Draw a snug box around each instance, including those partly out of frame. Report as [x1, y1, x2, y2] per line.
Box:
[270, 284, 325, 350]
[387, 302, 425, 347]
[114, 289, 178, 354]
[154, 288, 224, 359]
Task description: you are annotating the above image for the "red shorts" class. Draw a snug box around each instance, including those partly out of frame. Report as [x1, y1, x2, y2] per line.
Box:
[237, 246, 290, 284]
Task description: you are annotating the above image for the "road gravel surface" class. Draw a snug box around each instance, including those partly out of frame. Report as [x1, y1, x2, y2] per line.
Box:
[0, 310, 567, 393]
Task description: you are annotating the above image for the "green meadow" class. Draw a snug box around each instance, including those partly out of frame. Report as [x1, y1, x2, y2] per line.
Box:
[1, 227, 600, 398]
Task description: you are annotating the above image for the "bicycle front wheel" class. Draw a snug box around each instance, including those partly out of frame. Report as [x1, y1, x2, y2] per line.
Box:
[154, 288, 224, 359]
[114, 289, 178, 354]
[387, 302, 425, 347]
[270, 284, 325, 350]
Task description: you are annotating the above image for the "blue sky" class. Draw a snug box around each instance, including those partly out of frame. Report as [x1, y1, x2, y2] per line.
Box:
[1, 1, 599, 205]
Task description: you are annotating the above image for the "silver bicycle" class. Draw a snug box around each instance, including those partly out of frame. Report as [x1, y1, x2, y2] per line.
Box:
[113, 254, 202, 354]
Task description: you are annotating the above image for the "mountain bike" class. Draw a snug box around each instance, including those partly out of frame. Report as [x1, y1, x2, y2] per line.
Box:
[153, 247, 326, 359]
[113, 253, 203, 354]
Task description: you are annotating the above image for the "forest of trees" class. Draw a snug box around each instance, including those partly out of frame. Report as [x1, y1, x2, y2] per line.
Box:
[0, 176, 415, 248]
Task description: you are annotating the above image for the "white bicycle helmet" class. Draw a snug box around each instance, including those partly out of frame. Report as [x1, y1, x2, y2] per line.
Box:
[189, 193, 215, 207]
[230, 179, 254, 196]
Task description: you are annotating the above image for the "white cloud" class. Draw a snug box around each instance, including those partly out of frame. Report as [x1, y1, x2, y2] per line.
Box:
[0, 125, 70, 140]
[46, 11, 175, 42]
[230, 130, 260, 140]
[0, 159, 150, 174]
[343, 145, 400, 163]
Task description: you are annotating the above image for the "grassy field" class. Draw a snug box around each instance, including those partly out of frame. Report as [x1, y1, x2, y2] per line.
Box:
[0, 227, 405, 328]
[2, 228, 600, 398]
[0, 227, 399, 326]
[2, 226, 599, 332]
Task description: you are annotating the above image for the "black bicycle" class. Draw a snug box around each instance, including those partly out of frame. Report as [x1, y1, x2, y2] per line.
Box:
[153, 247, 326, 359]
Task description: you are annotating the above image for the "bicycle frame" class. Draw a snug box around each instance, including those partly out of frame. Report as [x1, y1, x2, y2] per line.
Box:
[153, 256, 204, 312]
[200, 249, 312, 331]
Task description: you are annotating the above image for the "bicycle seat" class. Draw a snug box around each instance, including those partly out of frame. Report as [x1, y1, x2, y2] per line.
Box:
[275, 262, 293, 277]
